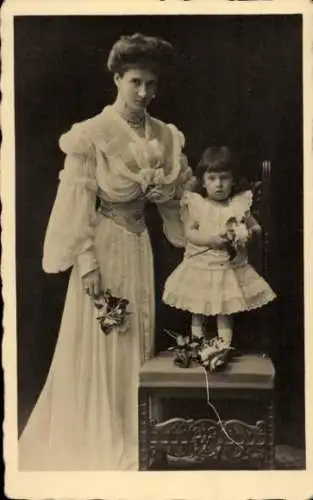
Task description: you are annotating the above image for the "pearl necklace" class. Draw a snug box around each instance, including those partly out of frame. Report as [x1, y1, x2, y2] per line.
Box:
[118, 110, 146, 129]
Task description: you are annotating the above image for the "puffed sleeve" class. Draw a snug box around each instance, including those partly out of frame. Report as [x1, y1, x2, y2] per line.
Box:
[230, 190, 253, 221]
[155, 125, 193, 247]
[171, 127, 193, 199]
[180, 192, 203, 224]
[42, 123, 99, 277]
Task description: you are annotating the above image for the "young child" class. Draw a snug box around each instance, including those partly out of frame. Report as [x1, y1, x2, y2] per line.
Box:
[163, 146, 276, 350]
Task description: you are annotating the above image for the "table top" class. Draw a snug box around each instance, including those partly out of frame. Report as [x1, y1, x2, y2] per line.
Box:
[139, 351, 275, 389]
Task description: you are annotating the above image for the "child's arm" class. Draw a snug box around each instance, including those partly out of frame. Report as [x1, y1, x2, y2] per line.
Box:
[245, 211, 262, 240]
[184, 217, 228, 249]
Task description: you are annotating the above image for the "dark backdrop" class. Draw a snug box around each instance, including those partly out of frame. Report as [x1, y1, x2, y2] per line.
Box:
[15, 15, 304, 448]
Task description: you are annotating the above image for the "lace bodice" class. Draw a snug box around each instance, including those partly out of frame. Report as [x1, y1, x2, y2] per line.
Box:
[42, 106, 192, 276]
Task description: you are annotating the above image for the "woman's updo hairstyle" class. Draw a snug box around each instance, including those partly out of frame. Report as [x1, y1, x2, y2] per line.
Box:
[107, 33, 175, 76]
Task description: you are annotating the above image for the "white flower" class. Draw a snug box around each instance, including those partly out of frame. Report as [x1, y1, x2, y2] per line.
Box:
[138, 168, 156, 192]
[199, 345, 216, 361]
[177, 334, 188, 346]
[153, 168, 166, 184]
[130, 139, 167, 192]
[234, 223, 249, 246]
[94, 296, 108, 313]
[138, 167, 167, 193]
[103, 317, 118, 327]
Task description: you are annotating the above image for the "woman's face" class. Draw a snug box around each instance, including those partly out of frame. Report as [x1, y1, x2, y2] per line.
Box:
[203, 170, 234, 202]
[114, 67, 158, 112]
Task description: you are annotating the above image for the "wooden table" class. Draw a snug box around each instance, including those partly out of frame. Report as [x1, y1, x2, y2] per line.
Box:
[138, 351, 275, 470]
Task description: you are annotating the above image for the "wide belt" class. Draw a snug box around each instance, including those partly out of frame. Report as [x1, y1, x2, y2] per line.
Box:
[97, 198, 146, 234]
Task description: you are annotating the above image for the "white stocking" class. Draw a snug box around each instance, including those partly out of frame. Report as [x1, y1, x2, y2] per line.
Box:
[217, 315, 233, 346]
[191, 314, 204, 339]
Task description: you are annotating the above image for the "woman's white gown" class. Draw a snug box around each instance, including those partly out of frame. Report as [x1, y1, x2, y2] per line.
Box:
[18, 105, 191, 471]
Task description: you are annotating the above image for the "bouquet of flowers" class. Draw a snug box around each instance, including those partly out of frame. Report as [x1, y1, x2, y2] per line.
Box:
[165, 329, 235, 373]
[224, 216, 250, 261]
[93, 290, 130, 335]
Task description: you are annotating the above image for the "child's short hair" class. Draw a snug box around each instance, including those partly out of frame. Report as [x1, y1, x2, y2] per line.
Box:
[192, 145, 251, 196]
[195, 146, 234, 180]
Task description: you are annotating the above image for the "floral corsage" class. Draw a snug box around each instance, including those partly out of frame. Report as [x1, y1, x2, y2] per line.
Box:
[165, 330, 235, 373]
[130, 139, 167, 197]
[93, 290, 130, 335]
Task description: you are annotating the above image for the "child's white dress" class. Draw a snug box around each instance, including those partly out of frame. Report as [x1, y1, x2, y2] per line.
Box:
[163, 190, 276, 315]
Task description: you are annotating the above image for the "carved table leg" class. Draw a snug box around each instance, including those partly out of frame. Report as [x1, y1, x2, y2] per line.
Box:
[138, 387, 150, 470]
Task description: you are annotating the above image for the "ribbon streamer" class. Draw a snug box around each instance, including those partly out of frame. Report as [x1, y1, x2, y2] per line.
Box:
[203, 367, 244, 449]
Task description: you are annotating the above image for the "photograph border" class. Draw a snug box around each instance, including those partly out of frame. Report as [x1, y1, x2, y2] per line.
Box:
[1, 1, 313, 499]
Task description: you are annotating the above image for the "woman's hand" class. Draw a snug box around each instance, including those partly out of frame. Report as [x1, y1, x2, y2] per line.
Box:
[82, 269, 101, 298]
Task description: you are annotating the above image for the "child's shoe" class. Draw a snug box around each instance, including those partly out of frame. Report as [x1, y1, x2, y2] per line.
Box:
[199, 336, 235, 373]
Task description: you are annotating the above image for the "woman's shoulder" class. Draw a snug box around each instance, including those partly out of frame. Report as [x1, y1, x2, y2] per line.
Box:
[58, 108, 112, 155]
[149, 115, 185, 148]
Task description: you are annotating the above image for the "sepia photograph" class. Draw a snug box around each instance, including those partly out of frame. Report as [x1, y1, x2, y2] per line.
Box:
[1, 0, 313, 499]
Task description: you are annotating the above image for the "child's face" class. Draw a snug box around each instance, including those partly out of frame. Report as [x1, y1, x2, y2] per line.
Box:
[203, 170, 234, 201]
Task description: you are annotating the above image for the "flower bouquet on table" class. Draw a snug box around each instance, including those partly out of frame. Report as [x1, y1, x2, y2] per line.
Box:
[93, 290, 130, 335]
[165, 329, 236, 373]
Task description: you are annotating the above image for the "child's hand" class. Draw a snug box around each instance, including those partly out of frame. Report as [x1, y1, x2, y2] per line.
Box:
[226, 227, 236, 242]
[207, 233, 229, 250]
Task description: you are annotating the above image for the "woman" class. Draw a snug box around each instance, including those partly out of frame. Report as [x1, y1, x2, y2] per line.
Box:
[19, 33, 192, 471]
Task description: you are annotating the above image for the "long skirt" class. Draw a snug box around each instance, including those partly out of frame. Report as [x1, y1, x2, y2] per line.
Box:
[19, 216, 154, 470]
